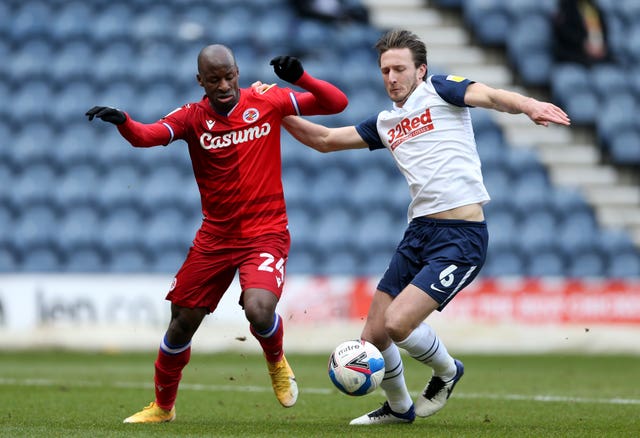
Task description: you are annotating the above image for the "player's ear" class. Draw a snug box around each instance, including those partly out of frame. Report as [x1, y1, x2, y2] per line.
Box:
[196, 73, 204, 87]
[418, 63, 427, 81]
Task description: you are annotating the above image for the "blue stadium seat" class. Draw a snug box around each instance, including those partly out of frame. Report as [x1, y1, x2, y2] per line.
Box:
[140, 164, 197, 212]
[548, 186, 593, 222]
[624, 22, 640, 64]
[317, 246, 362, 276]
[106, 245, 152, 273]
[10, 39, 52, 82]
[607, 126, 640, 165]
[252, 6, 295, 51]
[308, 166, 352, 209]
[483, 246, 526, 277]
[464, 0, 510, 46]
[606, 251, 640, 278]
[11, 80, 54, 124]
[349, 167, 391, 210]
[482, 166, 512, 210]
[92, 42, 138, 87]
[476, 128, 507, 170]
[503, 0, 556, 19]
[526, 248, 566, 277]
[203, 6, 253, 47]
[550, 62, 599, 124]
[283, 167, 313, 213]
[53, 82, 97, 127]
[590, 63, 629, 100]
[507, 14, 552, 86]
[317, 204, 358, 249]
[597, 228, 638, 259]
[50, 1, 94, 43]
[486, 209, 519, 252]
[8, 1, 52, 42]
[566, 249, 607, 278]
[358, 250, 393, 277]
[509, 172, 554, 217]
[143, 209, 198, 253]
[551, 63, 590, 102]
[596, 94, 637, 147]
[384, 177, 412, 214]
[55, 124, 102, 170]
[137, 82, 182, 121]
[54, 164, 103, 211]
[354, 207, 402, 256]
[58, 204, 103, 252]
[96, 162, 144, 211]
[0, 244, 20, 272]
[556, 212, 600, 257]
[0, 190, 15, 224]
[50, 40, 94, 86]
[131, 5, 176, 42]
[91, 3, 134, 46]
[63, 244, 108, 273]
[11, 162, 60, 207]
[134, 43, 178, 87]
[18, 243, 63, 272]
[13, 202, 61, 253]
[148, 244, 188, 273]
[286, 245, 320, 274]
[96, 82, 142, 114]
[101, 206, 146, 254]
[518, 210, 559, 254]
[11, 122, 59, 171]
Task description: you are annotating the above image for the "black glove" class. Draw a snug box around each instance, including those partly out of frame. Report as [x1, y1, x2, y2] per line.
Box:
[85, 106, 126, 125]
[270, 56, 304, 83]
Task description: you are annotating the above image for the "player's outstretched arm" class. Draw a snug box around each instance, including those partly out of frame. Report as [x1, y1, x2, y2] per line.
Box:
[85, 105, 171, 147]
[270, 56, 348, 115]
[282, 116, 367, 153]
[464, 82, 571, 127]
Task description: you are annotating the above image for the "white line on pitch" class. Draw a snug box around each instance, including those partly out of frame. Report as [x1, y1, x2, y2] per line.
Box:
[1, 378, 638, 406]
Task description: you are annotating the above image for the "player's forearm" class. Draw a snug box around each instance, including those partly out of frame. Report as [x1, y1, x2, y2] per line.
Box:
[282, 116, 333, 152]
[294, 72, 348, 114]
[485, 88, 533, 115]
[117, 115, 172, 147]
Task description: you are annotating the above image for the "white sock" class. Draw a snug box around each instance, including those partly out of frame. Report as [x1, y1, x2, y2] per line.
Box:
[396, 323, 457, 381]
[379, 343, 413, 413]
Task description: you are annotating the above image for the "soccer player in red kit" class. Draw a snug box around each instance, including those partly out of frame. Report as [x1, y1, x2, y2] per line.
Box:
[86, 44, 348, 423]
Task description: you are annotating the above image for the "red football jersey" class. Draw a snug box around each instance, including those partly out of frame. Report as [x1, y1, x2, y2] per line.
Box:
[161, 85, 301, 240]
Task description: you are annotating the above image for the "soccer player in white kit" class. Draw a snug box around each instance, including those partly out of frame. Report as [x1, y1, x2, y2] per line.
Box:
[282, 29, 570, 425]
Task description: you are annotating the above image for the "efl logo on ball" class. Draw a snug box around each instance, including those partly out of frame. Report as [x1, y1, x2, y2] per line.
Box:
[328, 340, 385, 396]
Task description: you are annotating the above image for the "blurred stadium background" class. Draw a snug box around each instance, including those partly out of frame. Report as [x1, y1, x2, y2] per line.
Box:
[1, 0, 639, 352]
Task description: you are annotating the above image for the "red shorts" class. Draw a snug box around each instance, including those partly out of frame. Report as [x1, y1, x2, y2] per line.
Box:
[166, 231, 290, 313]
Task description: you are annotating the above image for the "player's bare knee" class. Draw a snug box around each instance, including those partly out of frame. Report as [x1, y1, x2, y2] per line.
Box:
[244, 305, 273, 330]
[384, 315, 412, 343]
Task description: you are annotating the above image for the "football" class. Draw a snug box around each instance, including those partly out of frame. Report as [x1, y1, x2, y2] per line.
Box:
[328, 339, 385, 396]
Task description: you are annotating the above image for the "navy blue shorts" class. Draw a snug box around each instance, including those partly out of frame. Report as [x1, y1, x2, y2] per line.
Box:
[377, 217, 488, 310]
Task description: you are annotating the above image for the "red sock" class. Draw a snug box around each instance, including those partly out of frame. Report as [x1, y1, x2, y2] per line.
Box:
[154, 336, 191, 410]
[250, 313, 284, 363]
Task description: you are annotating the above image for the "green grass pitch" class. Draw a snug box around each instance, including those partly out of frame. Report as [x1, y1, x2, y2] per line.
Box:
[0, 350, 638, 437]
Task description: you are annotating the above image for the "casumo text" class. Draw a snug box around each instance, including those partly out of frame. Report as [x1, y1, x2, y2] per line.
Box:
[199, 122, 271, 149]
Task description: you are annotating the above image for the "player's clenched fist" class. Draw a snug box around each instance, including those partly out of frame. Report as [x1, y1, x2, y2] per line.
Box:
[85, 106, 126, 125]
[270, 56, 304, 83]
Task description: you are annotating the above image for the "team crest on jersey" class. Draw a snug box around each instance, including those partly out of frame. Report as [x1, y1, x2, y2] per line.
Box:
[206, 119, 215, 130]
[243, 108, 259, 123]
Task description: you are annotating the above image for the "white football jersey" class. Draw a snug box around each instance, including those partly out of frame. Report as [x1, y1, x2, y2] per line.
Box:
[355, 75, 490, 221]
